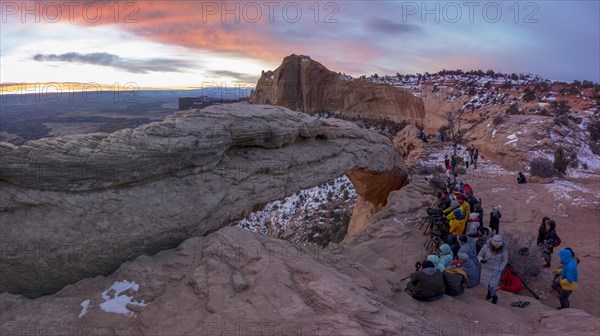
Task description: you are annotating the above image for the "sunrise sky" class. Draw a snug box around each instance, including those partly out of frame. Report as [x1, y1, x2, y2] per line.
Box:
[1, 0, 599, 91]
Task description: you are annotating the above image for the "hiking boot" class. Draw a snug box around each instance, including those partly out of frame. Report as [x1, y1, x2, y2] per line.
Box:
[491, 296, 498, 304]
[543, 262, 551, 268]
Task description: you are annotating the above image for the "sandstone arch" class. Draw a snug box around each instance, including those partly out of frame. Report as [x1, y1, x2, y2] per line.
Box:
[0, 103, 408, 297]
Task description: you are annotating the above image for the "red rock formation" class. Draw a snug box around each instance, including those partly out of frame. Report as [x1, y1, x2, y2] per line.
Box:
[251, 54, 425, 126]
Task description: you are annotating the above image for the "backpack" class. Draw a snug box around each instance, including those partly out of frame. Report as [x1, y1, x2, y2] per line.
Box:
[500, 266, 523, 294]
[552, 235, 562, 248]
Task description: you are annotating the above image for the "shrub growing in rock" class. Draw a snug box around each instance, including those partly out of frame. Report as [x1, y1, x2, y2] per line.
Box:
[553, 147, 568, 175]
[503, 232, 542, 277]
[492, 115, 504, 126]
[507, 103, 520, 115]
[588, 118, 600, 142]
[530, 157, 554, 178]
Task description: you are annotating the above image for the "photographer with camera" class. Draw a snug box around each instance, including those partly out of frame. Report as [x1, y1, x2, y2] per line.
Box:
[405, 260, 445, 301]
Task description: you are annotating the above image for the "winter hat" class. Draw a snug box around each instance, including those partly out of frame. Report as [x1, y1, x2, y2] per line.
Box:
[454, 208, 464, 220]
[450, 259, 461, 268]
[451, 200, 459, 209]
[458, 234, 468, 243]
[458, 252, 469, 261]
[422, 260, 435, 269]
[491, 234, 504, 248]
[456, 193, 464, 201]
[469, 213, 479, 220]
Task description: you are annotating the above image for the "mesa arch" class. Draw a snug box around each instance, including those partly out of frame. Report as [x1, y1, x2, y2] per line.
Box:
[0, 103, 408, 297]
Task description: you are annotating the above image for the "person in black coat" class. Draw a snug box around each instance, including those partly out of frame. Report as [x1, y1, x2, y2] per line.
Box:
[447, 235, 461, 257]
[543, 220, 559, 268]
[406, 260, 445, 301]
[489, 207, 502, 234]
[517, 172, 527, 184]
[537, 216, 550, 246]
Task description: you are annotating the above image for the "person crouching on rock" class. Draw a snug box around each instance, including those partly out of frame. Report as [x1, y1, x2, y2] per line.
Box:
[552, 248, 578, 310]
[438, 243, 454, 270]
[443, 259, 468, 296]
[517, 171, 527, 184]
[406, 260, 445, 301]
[458, 252, 480, 288]
[478, 235, 508, 304]
[447, 208, 467, 237]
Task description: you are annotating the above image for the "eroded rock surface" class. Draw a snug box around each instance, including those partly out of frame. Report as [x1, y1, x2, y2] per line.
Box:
[0, 103, 407, 297]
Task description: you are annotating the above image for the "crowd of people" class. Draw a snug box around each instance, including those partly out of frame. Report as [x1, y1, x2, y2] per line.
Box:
[406, 152, 579, 310]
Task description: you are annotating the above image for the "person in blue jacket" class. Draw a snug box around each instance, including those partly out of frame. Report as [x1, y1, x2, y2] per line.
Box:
[458, 252, 479, 288]
[551, 248, 579, 309]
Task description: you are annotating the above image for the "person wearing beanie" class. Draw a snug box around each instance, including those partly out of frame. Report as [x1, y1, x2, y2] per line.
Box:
[442, 193, 469, 216]
[447, 208, 467, 236]
[443, 259, 468, 296]
[406, 260, 446, 301]
[456, 193, 471, 219]
[458, 234, 477, 261]
[458, 252, 480, 288]
[466, 213, 481, 236]
[552, 248, 579, 309]
[477, 235, 508, 304]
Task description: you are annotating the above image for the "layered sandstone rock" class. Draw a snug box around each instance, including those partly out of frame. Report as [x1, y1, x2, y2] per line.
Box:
[2, 177, 597, 335]
[393, 124, 428, 168]
[0, 103, 407, 297]
[251, 54, 425, 126]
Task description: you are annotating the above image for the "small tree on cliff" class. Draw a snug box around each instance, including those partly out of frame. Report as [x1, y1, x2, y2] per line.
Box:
[444, 108, 462, 143]
[553, 147, 569, 176]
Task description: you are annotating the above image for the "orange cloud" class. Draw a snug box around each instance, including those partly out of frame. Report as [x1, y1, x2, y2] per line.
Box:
[12, 0, 391, 75]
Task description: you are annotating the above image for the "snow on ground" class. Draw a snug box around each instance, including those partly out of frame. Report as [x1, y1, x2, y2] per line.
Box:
[233, 176, 357, 244]
[98, 280, 146, 317]
[545, 180, 600, 208]
[505, 133, 518, 145]
[78, 299, 90, 318]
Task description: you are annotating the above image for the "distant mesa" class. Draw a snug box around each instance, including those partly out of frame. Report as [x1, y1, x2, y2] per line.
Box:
[178, 96, 247, 111]
[251, 54, 426, 126]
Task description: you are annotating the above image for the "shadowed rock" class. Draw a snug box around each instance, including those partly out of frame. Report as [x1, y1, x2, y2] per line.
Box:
[0, 103, 408, 297]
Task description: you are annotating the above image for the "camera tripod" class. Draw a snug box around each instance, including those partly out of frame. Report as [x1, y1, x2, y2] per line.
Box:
[421, 208, 449, 253]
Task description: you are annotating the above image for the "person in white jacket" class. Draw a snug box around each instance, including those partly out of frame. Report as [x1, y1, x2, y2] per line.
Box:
[478, 235, 508, 304]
